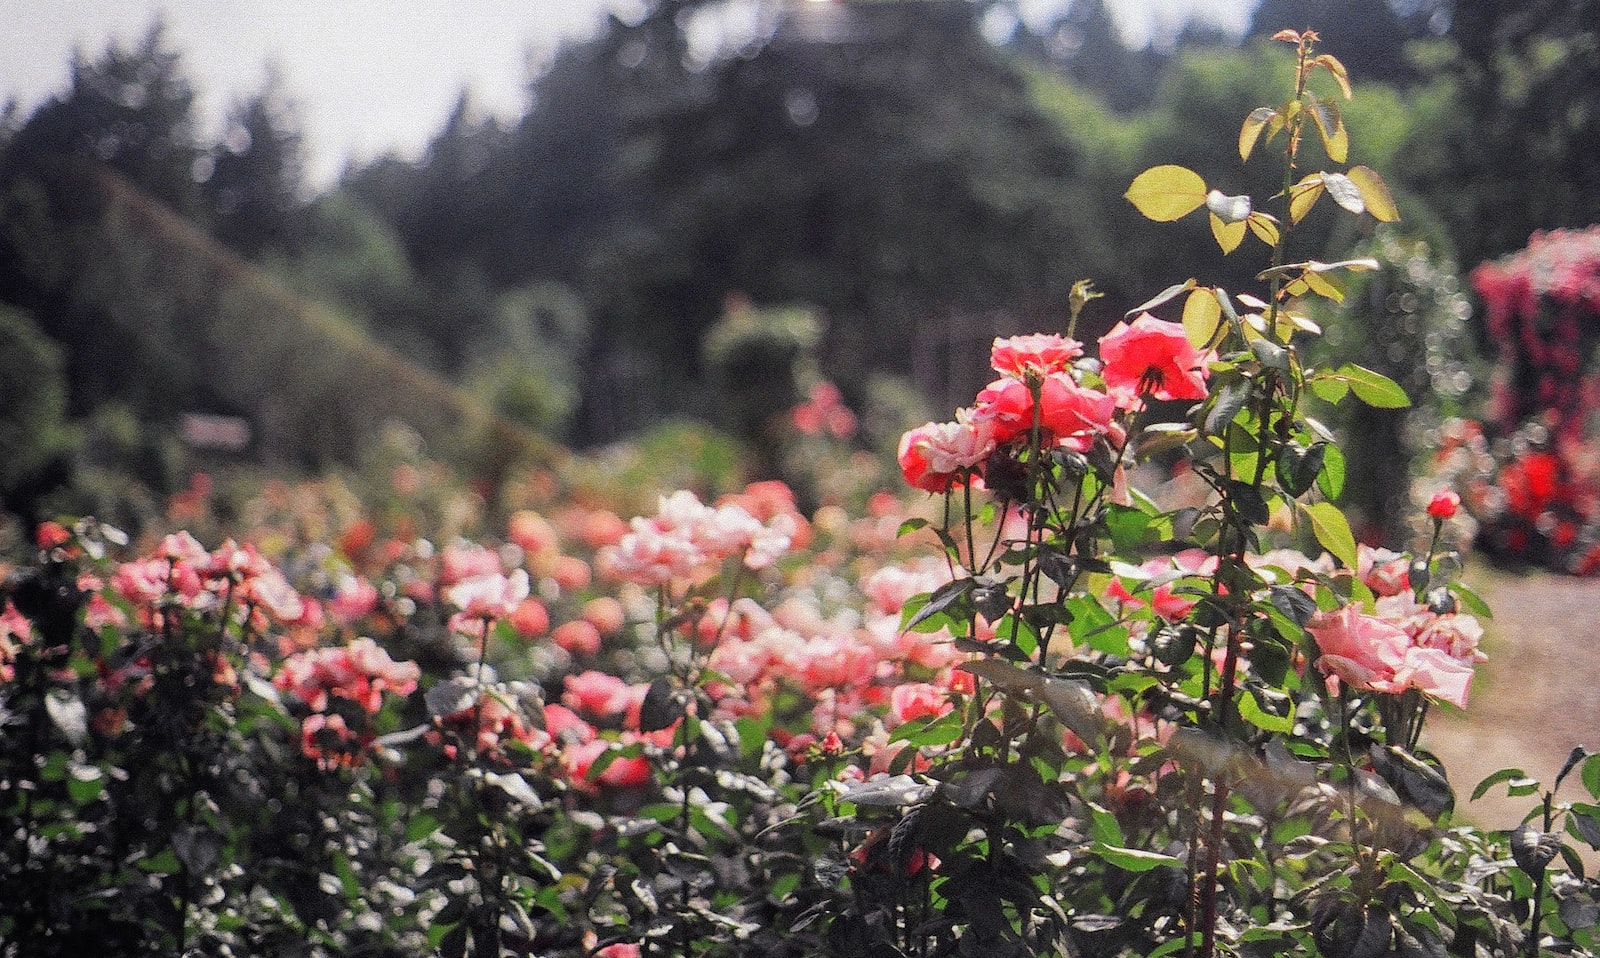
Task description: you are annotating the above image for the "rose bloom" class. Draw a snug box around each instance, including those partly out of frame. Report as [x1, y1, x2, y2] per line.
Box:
[888, 682, 953, 727]
[973, 373, 1117, 451]
[897, 414, 997, 492]
[552, 619, 603, 657]
[1427, 490, 1461, 520]
[990, 333, 1084, 379]
[1098, 312, 1211, 404]
[1307, 604, 1475, 707]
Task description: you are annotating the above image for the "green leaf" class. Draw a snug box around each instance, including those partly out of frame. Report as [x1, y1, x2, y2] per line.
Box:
[1302, 501, 1358, 569]
[1205, 380, 1251, 437]
[1337, 364, 1411, 408]
[1448, 581, 1492, 618]
[1317, 442, 1347, 501]
[1238, 685, 1295, 733]
[904, 577, 975, 632]
[406, 813, 441, 843]
[1125, 165, 1208, 221]
[1511, 823, 1562, 878]
[1471, 767, 1531, 802]
[1091, 843, 1183, 872]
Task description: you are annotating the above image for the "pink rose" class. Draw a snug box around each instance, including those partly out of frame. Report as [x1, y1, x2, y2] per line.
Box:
[1098, 312, 1211, 403]
[990, 333, 1084, 379]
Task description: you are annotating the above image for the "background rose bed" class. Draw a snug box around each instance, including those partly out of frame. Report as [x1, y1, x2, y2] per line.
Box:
[9, 29, 1600, 958]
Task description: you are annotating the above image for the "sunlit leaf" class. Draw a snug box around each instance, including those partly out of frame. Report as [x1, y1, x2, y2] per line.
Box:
[1305, 93, 1348, 163]
[1127, 279, 1197, 316]
[1210, 212, 1247, 253]
[1182, 287, 1223, 348]
[1347, 165, 1400, 222]
[1317, 439, 1346, 500]
[1302, 270, 1345, 303]
[1337, 363, 1411, 408]
[1091, 843, 1183, 872]
[1125, 165, 1208, 222]
[1247, 211, 1280, 247]
[1289, 175, 1324, 223]
[1321, 171, 1364, 214]
[1314, 53, 1353, 99]
[1240, 106, 1277, 161]
[1302, 501, 1357, 569]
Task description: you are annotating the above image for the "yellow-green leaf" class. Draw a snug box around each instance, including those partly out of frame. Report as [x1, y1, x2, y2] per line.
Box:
[1314, 53, 1353, 100]
[1210, 212, 1246, 254]
[1240, 106, 1277, 162]
[1125, 165, 1208, 222]
[1289, 175, 1324, 223]
[1302, 501, 1358, 570]
[1182, 287, 1223, 348]
[1347, 165, 1400, 222]
[1302, 270, 1344, 303]
[1337, 363, 1411, 408]
[1305, 93, 1348, 163]
[1247, 211, 1280, 247]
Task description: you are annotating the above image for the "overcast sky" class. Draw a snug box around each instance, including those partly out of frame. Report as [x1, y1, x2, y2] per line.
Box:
[2, 0, 1253, 190]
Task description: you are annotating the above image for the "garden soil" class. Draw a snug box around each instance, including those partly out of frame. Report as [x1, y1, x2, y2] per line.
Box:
[1424, 570, 1600, 829]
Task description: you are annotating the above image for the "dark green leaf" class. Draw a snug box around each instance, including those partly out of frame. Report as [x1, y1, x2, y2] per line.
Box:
[1511, 823, 1562, 878]
[1205, 380, 1251, 436]
[1369, 745, 1454, 819]
[1269, 584, 1317, 627]
[905, 578, 976, 632]
[638, 677, 682, 733]
[1557, 746, 1593, 794]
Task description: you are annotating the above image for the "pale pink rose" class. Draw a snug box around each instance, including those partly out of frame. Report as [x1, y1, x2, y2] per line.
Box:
[439, 543, 503, 586]
[990, 333, 1084, 378]
[1307, 604, 1412, 693]
[1358, 545, 1411, 597]
[445, 570, 531, 623]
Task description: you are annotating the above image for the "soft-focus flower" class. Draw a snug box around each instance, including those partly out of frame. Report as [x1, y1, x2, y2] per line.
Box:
[445, 570, 531, 636]
[1427, 490, 1461, 520]
[1099, 312, 1211, 403]
[552, 619, 603, 657]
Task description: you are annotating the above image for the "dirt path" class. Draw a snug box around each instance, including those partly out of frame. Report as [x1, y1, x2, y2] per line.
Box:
[1422, 568, 1600, 829]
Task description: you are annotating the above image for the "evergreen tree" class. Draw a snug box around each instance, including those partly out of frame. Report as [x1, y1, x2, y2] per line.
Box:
[203, 65, 307, 258]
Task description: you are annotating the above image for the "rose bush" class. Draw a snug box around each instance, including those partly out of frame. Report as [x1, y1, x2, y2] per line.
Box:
[3, 29, 1600, 958]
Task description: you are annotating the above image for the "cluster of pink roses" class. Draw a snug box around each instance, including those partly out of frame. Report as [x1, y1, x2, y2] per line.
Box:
[898, 320, 1211, 492]
[1307, 546, 1487, 708]
[274, 637, 422, 768]
[110, 531, 309, 633]
[597, 488, 802, 585]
